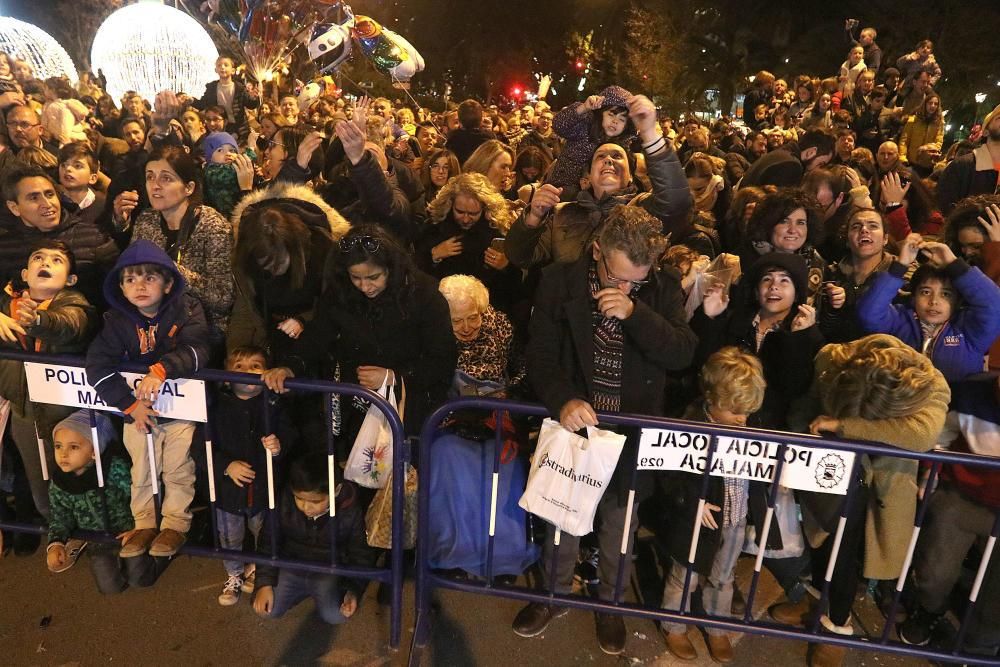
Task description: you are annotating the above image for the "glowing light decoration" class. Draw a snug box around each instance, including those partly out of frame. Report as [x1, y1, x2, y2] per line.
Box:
[0, 17, 77, 82]
[91, 1, 218, 102]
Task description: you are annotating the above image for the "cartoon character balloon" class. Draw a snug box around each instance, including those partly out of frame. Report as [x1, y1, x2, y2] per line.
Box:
[351, 15, 424, 84]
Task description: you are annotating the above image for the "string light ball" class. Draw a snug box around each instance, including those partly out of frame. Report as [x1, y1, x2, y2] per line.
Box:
[0, 17, 77, 82]
[91, 1, 219, 102]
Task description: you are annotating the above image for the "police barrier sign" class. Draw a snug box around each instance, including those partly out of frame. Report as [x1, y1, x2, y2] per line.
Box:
[637, 428, 854, 495]
[23, 362, 208, 423]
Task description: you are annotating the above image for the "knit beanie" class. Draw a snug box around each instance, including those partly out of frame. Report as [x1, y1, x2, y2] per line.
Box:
[202, 131, 239, 161]
[52, 410, 116, 454]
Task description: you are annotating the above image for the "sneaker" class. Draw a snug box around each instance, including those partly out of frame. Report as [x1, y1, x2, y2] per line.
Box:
[50, 538, 88, 573]
[120, 528, 158, 558]
[574, 547, 600, 588]
[218, 574, 243, 606]
[512, 602, 568, 638]
[149, 529, 186, 558]
[241, 569, 256, 594]
[595, 612, 626, 655]
[898, 605, 946, 646]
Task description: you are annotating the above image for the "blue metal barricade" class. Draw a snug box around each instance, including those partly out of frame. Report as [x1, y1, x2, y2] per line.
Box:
[0, 349, 408, 650]
[409, 396, 1000, 666]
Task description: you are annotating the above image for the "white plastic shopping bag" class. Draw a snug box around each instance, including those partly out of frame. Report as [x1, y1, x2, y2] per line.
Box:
[518, 418, 626, 536]
[345, 375, 405, 489]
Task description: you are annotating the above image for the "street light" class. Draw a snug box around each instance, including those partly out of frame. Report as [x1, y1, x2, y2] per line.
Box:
[975, 92, 988, 127]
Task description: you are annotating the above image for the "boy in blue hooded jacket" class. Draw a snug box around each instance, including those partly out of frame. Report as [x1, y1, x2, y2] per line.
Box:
[86, 240, 209, 559]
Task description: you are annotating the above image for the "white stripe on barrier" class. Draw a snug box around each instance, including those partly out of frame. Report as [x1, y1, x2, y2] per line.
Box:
[488, 472, 499, 537]
[266, 450, 275, 510]
[146, 432, 158, 496]
[553, 528, 561, 547]
[825, 515, 848, 582]
[895, 526, 922, 592]
[970, 535, 997, 602]
[753, 506, 775, 574]
[688, 498, 706, 564]
[89, 424, 105, 488]
[35, 424, 48, 481]
[205, 439, 216, 503]
[620, 489, 636, 555]
[328, 454, 336, 517]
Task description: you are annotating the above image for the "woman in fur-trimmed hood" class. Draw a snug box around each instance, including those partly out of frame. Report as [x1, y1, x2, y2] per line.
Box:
[227, 181, 350, 363]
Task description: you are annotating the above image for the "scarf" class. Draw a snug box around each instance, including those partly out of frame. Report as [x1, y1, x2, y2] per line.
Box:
[589, 263, 636, 413]
[575, 185, 636, 227]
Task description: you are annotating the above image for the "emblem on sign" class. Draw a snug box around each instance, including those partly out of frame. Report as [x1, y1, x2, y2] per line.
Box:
[814, 453, 846, 489]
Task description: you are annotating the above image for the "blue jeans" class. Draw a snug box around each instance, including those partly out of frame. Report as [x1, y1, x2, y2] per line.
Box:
[261, 570, 347, 625]
[216, 509, 265, 576]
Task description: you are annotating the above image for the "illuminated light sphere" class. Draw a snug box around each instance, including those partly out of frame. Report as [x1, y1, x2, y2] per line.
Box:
[0, 17, 77, 82]
[91, 1, 218, 102]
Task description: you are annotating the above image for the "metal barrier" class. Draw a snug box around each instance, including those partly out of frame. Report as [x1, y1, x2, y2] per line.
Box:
[0, 349, 408, 650]
[409, 397, 1000, 666]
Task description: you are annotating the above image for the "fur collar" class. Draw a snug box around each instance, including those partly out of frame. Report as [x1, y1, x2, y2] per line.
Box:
[230, 182, 350, 240]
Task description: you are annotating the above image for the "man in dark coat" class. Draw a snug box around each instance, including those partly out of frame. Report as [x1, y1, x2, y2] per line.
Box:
[445, 99, 497, 165]
[511, 205, 697, 655]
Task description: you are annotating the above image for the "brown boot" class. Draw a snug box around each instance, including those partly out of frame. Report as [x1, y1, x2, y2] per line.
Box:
[148, 528, 186, 558]
[662, 628, 698, 661]
[706, 633, 734, 663]
[119, 528, 157, 558]
[808, 642, 846, 667]
[769, 596, 816, 626]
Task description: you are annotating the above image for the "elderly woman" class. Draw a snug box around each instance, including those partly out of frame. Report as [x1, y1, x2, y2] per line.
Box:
[416, 172, 521, 313]
[438, 275, 524, 394]
[427, 274, 537, 578]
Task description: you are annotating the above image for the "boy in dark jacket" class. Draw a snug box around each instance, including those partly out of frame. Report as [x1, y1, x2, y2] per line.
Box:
[213, 345, 296, 606]
[46, 410, 158, 593]
[86, 240, 209, 559]
[0, 240, 95, 527]
[253, 452, 376, 625]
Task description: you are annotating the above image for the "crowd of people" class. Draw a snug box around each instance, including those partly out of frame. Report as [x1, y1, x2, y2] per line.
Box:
[0, 21, 998, 665]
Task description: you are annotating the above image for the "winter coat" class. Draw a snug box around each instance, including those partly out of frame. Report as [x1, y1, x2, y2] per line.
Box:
[796, 341, 950, 579]
[0, 208, 119, 310]
[884, 204, 944, 239]
[291, 269, 456, 436]
[505, 145, 692, 269]
[211, 391, 297, 515]
[119, 205, 234, 337]
[194, 80, 260, 141]
[255, 482, 377, 596]
[981, 240, 1000, 370]
[938, 144, 1000, 215]
[445, 127, 497, 166]
[856, 259, 1000, 382]
[527, 255, 697, 499]
[203, 163, 242, 218]
[547, 85, 637, 189]
[0, 285, 95, 419]
[819, 252, 896, 344]
[86, 241, 210, 414]
[938, 378, 1000, 509]
[898, 116, 943, 165]
[227, 182, 350, 360]
[48, 456, 133, 545]
[320, 152, 414, 244]
[414, 212, 522, 313]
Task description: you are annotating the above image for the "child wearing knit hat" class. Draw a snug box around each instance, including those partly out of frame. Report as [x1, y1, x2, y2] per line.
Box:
[203, 131, 255, 217]
[47, 410, 159, 594]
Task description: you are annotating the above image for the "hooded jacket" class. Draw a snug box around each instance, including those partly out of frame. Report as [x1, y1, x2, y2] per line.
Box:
[48, 456, 133, 546]
[85, 240, 210, 415]
[227, 182, 350, 356]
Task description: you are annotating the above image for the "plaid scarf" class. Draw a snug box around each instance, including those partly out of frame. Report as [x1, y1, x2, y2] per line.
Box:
[589, 264, 636, 413]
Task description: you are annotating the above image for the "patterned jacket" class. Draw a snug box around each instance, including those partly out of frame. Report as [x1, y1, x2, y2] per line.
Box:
[48, 456, 133, 545]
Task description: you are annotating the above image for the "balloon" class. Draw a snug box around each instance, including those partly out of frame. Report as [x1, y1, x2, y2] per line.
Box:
[199, 0, 241, 37]
[306, 22, 352, 74]
[351, 15, 424, 83]
[383, 29, 424, 83]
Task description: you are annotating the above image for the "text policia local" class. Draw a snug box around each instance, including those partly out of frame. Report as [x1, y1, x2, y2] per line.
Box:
[640, 430, 817, 477]
[43, 367, 188, 407]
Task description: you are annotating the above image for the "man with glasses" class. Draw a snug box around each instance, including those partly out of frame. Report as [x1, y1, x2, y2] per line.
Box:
[518, 109, 563, 162]
[6, 105, 58, 157]
[512, 204, 696, 655]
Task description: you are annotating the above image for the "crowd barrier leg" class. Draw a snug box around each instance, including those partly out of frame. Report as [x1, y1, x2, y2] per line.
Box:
[262, 393, 278, 558]
[612, 460, 639, 605]
[87, 409, 105, 489]
[880, 462, 942, 642]
[146, 431, 161, 523]
[952, 509, 1000, 654]
[743, 444, 790, 622]
[325, 394, 339, 563]
[810, 457, 864, 634]
[680, 435, 719, 615]
[483, 413, 504, 585]
[33, 423, 49, 482]
[204, 421, 220, 549]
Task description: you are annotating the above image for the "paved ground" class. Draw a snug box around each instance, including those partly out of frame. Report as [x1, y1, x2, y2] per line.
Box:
[0, 535, 933, 667]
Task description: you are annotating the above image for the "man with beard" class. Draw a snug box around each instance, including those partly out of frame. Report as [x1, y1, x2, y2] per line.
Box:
[505, 94, 691, 269]
[739, 129, 836, 189]
[518, 109, 563, 162]
[939, 105, 1000, 214]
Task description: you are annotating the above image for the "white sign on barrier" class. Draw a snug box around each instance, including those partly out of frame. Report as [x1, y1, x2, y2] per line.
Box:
[23, 362, 208, 423]
[637, 427, 854, 495]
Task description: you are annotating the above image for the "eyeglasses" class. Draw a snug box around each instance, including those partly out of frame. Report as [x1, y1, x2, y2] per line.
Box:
[340, 235, 381, 254]
[8, 121, 39, 130]
[257, 136, 287, 151]
[601, 253, 649, 288]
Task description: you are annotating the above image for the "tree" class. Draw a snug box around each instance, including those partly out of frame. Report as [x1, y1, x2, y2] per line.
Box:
[49, 0, 125, 72]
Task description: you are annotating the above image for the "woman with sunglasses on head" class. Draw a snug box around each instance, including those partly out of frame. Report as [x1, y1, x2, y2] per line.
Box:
[264, 225, 456, 439]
